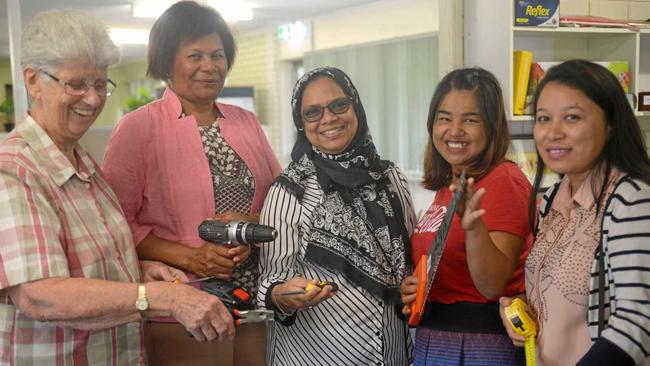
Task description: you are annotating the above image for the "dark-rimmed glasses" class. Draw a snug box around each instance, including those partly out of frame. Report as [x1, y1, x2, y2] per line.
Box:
[40, 69, 117, 97]
[301, 97, 353, 122]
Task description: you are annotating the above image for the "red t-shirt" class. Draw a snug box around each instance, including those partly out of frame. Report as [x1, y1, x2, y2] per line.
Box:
[411, 162, 532, 303]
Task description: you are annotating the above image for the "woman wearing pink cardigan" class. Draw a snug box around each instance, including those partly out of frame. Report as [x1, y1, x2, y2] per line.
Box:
[102, 2, 281, 365]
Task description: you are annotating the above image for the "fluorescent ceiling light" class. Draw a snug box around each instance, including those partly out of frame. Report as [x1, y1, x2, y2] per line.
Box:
[109, 28, 150, 45]
[132, 0, 254, 22]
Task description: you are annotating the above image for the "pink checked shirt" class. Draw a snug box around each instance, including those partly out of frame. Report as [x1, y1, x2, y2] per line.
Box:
[0, 116, 144, 365]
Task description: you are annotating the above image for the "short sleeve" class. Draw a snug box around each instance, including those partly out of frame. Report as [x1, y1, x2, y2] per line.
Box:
[479, 172, 531, 239]
[0, 164, 70, 289]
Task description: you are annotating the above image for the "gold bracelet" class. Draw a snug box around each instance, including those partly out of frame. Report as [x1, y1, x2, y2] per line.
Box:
[272, 292, 293, 315]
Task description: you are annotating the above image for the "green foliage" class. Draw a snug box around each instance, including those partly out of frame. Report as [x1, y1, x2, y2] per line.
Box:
[124, 87, 154, 113]
[0, 98, 14, 123]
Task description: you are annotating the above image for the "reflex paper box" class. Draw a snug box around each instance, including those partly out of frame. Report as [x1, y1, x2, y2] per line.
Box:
[515, 0, 559, 27]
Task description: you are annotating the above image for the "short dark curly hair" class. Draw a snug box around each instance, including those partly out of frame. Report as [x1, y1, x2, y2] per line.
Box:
[147, 1, 236, 79]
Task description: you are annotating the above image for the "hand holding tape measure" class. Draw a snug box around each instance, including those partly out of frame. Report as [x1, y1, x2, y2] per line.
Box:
[504, 297, 538, 366]
[273, 279, 339, 312]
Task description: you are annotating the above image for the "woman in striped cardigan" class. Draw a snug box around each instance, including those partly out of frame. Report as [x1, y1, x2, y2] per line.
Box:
[499, 60, 650, 365]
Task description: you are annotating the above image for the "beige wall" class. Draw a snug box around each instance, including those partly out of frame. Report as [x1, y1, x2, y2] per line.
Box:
[0, 58, 150, 127]
[560, 0, 650, 20]
[0, 59, 11, 103]
[227, 30, 281, 150]
[95, 60, 148, 126]
[312, 0, 438, 51]
[0, 59, 13, 125]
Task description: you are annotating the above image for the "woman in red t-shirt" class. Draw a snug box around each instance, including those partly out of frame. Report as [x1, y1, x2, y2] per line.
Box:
[400, 68, 532, 365]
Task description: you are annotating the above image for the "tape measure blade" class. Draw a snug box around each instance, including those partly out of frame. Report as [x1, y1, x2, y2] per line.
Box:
[524, 337, 536, 366]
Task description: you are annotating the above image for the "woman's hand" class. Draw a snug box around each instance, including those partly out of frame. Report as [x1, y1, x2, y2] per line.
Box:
[214, 211, 260, 224]
[400, 275, 419, 315]
[184, 244, 237, 280]
[159, 282, 235, 342]
[450, 177, 487, 232]
[212, 211, 257, 264]
[499, 296, 526, 347]
[271, 277, 337, 313]
[140, 260, 188, 282]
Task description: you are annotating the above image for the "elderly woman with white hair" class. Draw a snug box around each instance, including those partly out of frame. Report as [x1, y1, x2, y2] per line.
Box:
[0, 9, 235, 365]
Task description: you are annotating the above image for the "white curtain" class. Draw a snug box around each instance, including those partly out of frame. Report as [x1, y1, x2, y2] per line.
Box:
[303, 34, 439, 173]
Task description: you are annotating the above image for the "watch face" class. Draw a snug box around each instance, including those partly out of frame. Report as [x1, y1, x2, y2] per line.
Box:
[136, 299, 149, 311]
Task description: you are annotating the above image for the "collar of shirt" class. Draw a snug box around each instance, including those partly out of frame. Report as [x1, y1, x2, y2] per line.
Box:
[551, 167, 620, 218]
[162, 87, 226, 123]
[19, 115, 96, 186]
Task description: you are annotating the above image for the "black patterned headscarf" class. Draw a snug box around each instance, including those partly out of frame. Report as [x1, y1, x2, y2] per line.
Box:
[277, 66, 410, 301]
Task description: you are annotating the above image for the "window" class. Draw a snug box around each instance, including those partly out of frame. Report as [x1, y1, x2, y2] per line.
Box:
[302, 34, 438, 173]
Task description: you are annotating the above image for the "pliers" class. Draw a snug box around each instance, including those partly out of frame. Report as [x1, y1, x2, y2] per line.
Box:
[232, 309, 274, 327]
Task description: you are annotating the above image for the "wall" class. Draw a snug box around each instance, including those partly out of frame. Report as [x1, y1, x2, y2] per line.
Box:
[560, 0, 650, 20]
[0, 58, 150, 127]
[0, 59, 11, 125]
[227, 30, 281, 151]
[95, 60, 148, 126]
[0, 59, 10, 102]
[312, 0, 438, 51]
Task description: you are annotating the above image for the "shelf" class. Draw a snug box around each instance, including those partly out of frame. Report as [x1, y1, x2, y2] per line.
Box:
[510, 115, 534, 122]
[514, 26, 636, 35]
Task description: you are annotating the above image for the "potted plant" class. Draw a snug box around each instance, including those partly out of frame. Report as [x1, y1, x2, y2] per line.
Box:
[0, 98, 14, 132]
[123, 87, 154, 113]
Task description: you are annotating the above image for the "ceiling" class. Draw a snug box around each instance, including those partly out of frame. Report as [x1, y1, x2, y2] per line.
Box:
[0, 0, 382, 63]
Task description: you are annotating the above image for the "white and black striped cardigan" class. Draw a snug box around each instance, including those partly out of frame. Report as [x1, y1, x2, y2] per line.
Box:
[538, 175, 650, 365]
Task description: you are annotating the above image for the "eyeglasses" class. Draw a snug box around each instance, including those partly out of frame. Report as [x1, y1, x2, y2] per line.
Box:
[40, 69, 117, 97]
[301, 97, 353, 122]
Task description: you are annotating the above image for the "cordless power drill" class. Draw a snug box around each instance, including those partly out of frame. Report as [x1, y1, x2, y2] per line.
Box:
[197, 220, 277, 310]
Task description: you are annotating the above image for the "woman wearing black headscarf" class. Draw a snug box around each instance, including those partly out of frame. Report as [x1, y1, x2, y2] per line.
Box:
[257, 67, 416, 365]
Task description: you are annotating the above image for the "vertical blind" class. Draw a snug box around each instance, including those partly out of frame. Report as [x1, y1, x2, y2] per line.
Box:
[303, 34, 438, 173]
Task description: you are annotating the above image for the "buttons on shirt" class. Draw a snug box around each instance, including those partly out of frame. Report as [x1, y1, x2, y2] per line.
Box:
[378, 301, 384, 307]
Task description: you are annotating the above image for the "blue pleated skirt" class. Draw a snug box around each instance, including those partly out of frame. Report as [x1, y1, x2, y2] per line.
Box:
[414, 328, 525, 366]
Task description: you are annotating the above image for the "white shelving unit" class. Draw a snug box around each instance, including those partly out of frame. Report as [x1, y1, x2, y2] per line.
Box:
[464, 0, 650, 133]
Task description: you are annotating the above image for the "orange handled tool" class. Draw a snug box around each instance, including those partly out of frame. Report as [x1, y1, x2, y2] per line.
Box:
[408, 169, 466, 326]
[408, 255, 429, 326]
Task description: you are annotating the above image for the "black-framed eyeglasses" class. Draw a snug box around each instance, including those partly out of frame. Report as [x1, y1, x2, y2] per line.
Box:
[301, 97, 353, 122]
[40, 69, 117, 97]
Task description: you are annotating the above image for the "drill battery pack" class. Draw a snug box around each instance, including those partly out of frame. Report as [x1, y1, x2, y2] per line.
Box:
[201, 279, 255, 310]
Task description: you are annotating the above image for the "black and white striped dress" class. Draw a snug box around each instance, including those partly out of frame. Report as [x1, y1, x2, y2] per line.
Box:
[258, 166, 416, 366]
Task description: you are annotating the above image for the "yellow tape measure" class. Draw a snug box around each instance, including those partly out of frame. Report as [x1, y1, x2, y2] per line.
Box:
[505, 298, 537, 366]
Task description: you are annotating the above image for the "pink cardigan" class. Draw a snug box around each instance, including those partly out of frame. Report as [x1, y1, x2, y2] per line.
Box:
[102, 88, 281, 248]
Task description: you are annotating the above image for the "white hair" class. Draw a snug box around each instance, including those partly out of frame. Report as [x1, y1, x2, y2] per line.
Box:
[21, 9, 120, 71]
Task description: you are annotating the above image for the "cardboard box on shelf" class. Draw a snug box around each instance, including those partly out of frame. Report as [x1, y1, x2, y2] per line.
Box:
[515, 0, 560, 27]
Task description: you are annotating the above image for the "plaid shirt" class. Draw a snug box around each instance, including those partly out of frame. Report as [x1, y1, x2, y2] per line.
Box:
[0, 116, 144, 365]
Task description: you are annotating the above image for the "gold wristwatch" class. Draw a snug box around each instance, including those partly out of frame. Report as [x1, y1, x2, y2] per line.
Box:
[135, 284, 149, 316]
